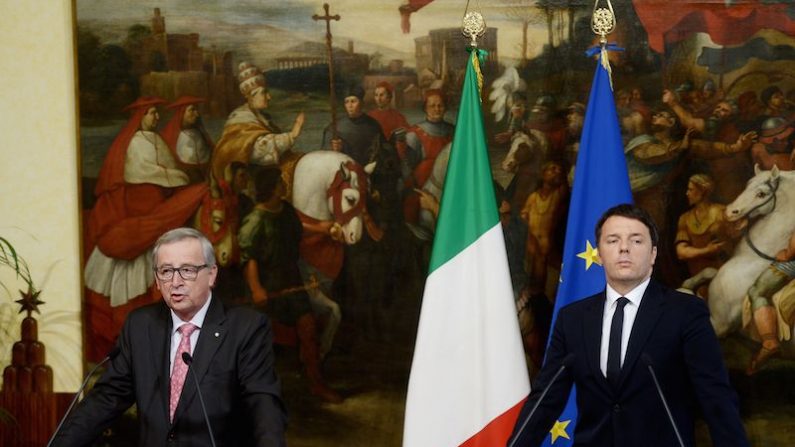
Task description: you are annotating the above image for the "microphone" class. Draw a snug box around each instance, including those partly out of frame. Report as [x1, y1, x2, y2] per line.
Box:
[182, 352, 217, 447]
[47, 346, 121, 447]
[641, 353, 685, 447]
[507, 353, 575, 447]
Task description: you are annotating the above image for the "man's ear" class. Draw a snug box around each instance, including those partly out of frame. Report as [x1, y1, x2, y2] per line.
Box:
[208, 264, 219, 288]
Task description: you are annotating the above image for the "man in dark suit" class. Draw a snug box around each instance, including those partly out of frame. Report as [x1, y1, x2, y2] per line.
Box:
[509, 204, 748, 446]
[53, 228, 286, 446]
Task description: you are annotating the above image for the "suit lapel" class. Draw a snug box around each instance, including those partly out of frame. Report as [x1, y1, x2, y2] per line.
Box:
[173, 296, 227, 422]
[150, 303, 172, 424]
[618, 280, 665, 388]
[582, 293, 611, 394]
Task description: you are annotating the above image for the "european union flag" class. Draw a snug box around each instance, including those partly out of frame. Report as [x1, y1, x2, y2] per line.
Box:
[539, 51, 633, 446]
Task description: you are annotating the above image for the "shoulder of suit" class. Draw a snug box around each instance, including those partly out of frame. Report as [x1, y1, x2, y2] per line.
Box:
[127, 301, 167, 320]
[558, 292, 603, 315]
[654, 280, 709, 312]
[221, 303, 268, 324]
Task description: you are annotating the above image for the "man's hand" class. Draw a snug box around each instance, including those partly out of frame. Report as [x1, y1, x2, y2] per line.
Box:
[331, 138, 343, 152]
[321, 220, 345, 242]
[682, 127, 695, 149]
[303, 219, 343, 241]
[662, 89, 677, 105]
[329, 222, 344, 242]
[732, 131, 758, 152]
[290, 112, 306, 139]
[727, 217, 749, 236]
[704, 240, 726, 255]
[416, 188, 440, 218]
[251, 287, 268, 304]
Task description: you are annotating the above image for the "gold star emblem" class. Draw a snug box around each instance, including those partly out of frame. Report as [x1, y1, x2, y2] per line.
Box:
[549, 419, 571, 443]
[576, 240, 601, 270]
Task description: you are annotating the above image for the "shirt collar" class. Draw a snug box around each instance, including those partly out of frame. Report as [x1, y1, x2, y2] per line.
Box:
[606, 277, 651, 308]
[170, 293, 212, 334]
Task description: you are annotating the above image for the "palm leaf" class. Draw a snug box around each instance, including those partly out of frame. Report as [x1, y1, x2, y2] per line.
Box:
[0, 236, 37, 297]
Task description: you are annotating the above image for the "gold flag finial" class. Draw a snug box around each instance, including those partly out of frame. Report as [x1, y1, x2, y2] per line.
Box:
[591, 0, 616, 46]
[591, 0, 617, 88]
[462, 10, 486, 47]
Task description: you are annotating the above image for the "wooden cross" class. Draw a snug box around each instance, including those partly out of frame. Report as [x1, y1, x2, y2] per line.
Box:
[312, 3, 340, 138]
[313, 3, 341, 138]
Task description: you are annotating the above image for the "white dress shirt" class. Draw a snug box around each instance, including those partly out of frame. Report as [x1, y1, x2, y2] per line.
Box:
[168, 294, 212, 375]
[599, 278, 650, 377]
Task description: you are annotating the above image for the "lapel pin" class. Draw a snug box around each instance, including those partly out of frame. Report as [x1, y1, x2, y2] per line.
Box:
[214, 332, 220, 337]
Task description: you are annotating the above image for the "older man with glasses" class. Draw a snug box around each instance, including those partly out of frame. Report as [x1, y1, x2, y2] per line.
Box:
[52, 227, 286, 447]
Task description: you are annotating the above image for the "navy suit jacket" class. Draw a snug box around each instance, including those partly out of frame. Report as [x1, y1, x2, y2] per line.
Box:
[509, 280, 749, 447]
[53, 297, 286, 447]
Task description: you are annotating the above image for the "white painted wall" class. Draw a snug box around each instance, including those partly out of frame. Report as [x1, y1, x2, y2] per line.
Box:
[0, 0, 82, 392]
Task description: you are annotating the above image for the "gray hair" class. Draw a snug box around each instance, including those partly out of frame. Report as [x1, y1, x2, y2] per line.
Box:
[152, 227, 216, 267]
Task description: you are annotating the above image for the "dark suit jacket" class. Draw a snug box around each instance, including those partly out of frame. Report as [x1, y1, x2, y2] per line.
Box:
[53, 297, 286, 447]
[509, 280, 748, 447]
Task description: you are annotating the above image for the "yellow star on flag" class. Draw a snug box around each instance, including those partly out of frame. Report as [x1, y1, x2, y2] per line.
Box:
[576, 240, 601, 270]
[549, 419, 571, 443]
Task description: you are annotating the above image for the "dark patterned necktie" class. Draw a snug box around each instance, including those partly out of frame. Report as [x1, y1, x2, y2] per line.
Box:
[607, 297, 629, 386]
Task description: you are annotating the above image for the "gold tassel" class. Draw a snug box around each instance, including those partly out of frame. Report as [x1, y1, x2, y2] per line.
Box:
[600, 45, 613, 91]
[472, 51, 484, 102]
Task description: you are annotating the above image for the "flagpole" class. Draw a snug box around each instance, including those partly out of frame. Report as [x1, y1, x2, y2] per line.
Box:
[403, 7, 530, 447]
[533, 3, 632, 446]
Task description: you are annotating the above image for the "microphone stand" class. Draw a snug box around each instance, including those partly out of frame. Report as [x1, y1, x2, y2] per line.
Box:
[643, 354, 685, 447]
[47, 347, 121, 447]
[182, 352, 217, 447]
[507, 354, 574, 447]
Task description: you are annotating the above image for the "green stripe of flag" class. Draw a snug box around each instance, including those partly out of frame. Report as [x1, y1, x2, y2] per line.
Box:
[428, 49, 499, 274]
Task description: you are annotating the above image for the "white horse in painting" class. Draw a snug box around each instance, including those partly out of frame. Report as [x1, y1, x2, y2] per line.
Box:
[411, 130, 548, 239]
[707, 166, 795, 358]
[412, 142, 451, 238]
[292, 150, 376, 244]
[500, 129, 548, 210]
[197, 150, 374, 267]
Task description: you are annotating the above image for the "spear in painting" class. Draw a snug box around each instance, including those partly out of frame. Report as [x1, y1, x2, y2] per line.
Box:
[313, 3, 341, 139]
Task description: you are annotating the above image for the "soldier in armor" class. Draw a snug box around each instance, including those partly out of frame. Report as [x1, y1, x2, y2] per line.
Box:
[746, 230, 795, 374]
[760, 85, 787, 119]
[751, 117, 795, 171]
[403, 89, 454, 223]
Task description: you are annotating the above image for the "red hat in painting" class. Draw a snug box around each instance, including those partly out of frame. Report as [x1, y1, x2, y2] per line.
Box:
[167, 96, 206, 109]
[121, 96, 167, 113]
[376, 81, 395, 95]
[93, 96, 167, 198]
[161, 96, 209, 152]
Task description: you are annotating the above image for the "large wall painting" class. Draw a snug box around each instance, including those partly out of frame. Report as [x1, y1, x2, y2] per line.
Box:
[74, 0, 795, 445]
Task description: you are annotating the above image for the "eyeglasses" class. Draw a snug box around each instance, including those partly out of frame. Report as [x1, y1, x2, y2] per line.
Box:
[154, 264, 208, 281]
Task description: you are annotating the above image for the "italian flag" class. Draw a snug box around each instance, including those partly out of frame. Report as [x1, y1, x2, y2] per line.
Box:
[403, 48, 530, 446]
